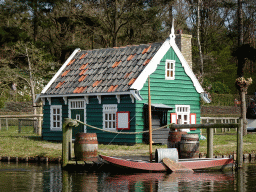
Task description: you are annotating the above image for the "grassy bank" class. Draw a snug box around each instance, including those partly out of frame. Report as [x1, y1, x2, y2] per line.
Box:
[0, 126, 255, 158]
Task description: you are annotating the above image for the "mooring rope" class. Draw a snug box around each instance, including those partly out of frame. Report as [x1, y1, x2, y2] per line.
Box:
[74, 119, 170, 135]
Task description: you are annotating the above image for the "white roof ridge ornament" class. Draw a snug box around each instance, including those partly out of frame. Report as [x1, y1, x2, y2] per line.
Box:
[169, 18, 176, 43]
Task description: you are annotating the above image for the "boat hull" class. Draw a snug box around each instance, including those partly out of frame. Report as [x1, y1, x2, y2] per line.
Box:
[99, 155, 234, 172]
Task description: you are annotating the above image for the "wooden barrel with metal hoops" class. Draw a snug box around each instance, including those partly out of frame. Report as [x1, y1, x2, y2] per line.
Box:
[74, 133, 98, 161]
[179, 134, 199, 159]
[167, 131, 187, 148]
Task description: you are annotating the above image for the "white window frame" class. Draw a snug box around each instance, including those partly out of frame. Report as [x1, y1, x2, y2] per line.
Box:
[70, 100, 85, 109]
[175, 105, 190, 125]
[103, 104, 117, 131]
[50, 105, 62, 131]
[165, 60, 175, 80]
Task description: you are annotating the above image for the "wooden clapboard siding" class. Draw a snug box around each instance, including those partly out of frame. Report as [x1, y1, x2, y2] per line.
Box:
[42, 97, 68, 141]
[135, 47, 201, 140]
[86, 95, 138, 144]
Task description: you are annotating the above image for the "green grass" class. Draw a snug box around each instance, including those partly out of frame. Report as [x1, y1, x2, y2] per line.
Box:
[0, 126, 256, 158]
[200, 130, 256, 155]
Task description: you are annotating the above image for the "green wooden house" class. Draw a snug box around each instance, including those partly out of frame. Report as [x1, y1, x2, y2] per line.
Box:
[36, 25, 210, 144]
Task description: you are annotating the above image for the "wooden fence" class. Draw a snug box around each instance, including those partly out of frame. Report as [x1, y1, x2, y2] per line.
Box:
[201, 117, 239, 133]
[0, 114, 43, 135]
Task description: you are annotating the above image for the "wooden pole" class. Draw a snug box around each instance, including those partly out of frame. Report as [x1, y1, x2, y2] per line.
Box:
[237, 118, 243, 168]
[148, 76, 153, 162]
[207, 128, 213, 158]
[62, 120, 69, 168]
[62, 118, 78, 168]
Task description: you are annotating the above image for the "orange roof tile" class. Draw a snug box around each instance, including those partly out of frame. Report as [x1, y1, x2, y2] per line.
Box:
[55, 81, 65, 89]
[79, 63, 89, 70]
[128, 78, 136, 86]
[142, 45, 151, 54]
[127, 54, 136, 61]
[124, 72, 131, 78]
[78, 75, 87, 82]
[79, 53, 88, 59]
[107, 85, 114, 92]
[61, 70, 70, 77]
[79, 68, 88, 76]
[107, 85, 118, 92]
[143, 57, 152, 66]
[73, 86, 87, 93]
[73, 87, 79, 93]
[80, 86, 87, 93]
[112, 60, 121, 68]
[67, 59, 75, 66]
[112, 85, 118, 92]
[92, 80, 102, 87]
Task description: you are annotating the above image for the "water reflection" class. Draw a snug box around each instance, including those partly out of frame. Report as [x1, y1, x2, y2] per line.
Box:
[0, 162, 255, 191]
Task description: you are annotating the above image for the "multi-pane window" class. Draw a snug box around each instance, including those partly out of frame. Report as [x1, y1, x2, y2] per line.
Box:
[165, 60, 175, 80]
[176, 105, 190, 124]
[51, 105, 62, 130]
[103, 104, 117, 131]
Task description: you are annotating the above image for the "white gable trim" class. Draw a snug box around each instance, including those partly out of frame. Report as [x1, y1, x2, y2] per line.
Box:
[41, 48, 81, 94]
[130, 38, 170, 91]
[131, 26, 204, 93]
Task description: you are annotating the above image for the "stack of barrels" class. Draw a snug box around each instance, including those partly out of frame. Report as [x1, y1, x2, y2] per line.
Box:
[168, 131, 199, 158]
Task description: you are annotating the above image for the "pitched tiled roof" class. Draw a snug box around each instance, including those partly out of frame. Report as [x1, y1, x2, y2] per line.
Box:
[43, 43, 162, 95]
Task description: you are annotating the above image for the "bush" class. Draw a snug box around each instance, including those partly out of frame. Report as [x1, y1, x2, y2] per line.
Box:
[0, 97, 6, 108]
[210, 81, 231, 94]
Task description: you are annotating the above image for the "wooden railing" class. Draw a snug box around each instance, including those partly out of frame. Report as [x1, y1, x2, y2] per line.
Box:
[0, 114, 43, 135]
[201, 117, 239, 133]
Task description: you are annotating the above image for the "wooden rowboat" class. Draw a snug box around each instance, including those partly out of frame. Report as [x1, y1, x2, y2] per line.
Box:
[99, 155, 234, 172]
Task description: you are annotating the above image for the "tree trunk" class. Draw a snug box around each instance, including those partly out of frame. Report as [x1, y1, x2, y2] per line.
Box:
[197, 0, 203, 75]
[240, 91, 247, 135]
[237, 0, 247, 135]
[26, 46, 37, 134]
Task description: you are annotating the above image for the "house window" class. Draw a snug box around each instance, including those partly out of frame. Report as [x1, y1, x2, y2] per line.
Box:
[51, 105, 62, 131]
[176, 105, 190, 124]
[165, 60, 175, 80]
[103, 104, 117, 131]
[70, 100, 84, 109]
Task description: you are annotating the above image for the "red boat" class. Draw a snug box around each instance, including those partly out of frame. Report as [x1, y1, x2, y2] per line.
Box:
[99, 155, 234, 172]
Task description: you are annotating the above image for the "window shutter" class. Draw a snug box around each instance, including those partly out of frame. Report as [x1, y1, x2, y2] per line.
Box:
[190, 113, 196, 130]
[170, 113, 177, 124]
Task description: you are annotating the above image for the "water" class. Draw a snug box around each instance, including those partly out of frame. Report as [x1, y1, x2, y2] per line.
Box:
[0, 162, 255, 192]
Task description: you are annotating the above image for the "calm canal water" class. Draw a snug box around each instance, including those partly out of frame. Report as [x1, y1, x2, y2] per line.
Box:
[0, 162, 255, 192]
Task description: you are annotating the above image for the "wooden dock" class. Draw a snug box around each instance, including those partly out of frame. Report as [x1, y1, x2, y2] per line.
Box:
[62, 118, 243, 169]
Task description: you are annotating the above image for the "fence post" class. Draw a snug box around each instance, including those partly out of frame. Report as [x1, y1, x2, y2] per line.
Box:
[18, 119, 21, 133]
[6, 118, 8, 130]
[237, 118, 243, 168]
[207, 127, 213, 158]
[213, 119, 216, 133]
[0, 119, 1, 130]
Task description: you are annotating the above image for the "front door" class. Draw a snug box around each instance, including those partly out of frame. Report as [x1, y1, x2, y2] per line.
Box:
[69, 99, 86, 139]
[71, 109, 85, 138]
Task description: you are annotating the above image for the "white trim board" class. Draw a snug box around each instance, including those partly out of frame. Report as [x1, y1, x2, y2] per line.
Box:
[41, 48, 81, 94]
[131, 25, 204, 94]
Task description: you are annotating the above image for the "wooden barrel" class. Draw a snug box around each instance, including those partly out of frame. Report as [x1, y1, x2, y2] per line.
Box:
[74, 133, 98, 161]
[179, 134, 199, 159]
[167, 131, 187, 148]
[155, 148, 178, 163]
